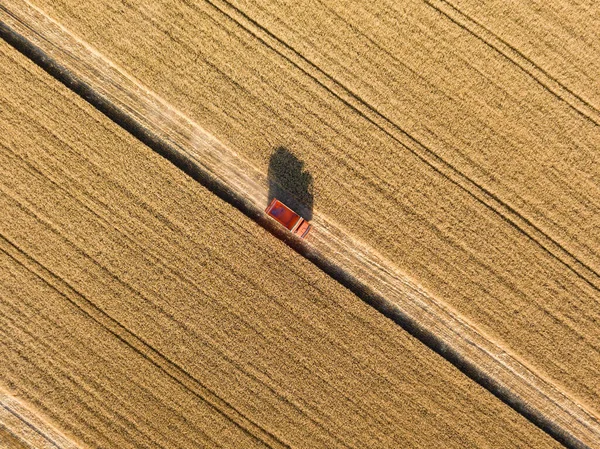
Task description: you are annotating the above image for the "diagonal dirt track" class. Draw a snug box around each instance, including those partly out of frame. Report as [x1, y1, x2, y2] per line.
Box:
[0, 34, 565, 448]
[0, 390, 80, 449]
[0, 1, 597, 448]
[15, 0, 600, 420]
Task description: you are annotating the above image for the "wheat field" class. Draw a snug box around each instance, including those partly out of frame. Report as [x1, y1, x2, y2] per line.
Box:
[1, 0, 599, 447]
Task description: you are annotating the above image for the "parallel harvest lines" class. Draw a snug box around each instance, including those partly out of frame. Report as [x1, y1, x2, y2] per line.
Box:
[3, 1, 600, 447]
[0, 1, 598, 448]
[0, 36, 562, 448]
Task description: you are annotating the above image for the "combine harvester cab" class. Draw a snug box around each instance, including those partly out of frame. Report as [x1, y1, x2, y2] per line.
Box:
[265, 198, 311, 238]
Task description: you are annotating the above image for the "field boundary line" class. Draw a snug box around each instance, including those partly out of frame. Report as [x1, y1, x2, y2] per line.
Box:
[0, 2, 598, 448]
[203, 0, 600, 293]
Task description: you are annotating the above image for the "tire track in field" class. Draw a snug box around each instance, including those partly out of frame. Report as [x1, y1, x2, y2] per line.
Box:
[0, 391, 79, 449]
[0, 151, 359, 449]
[0, 2, 598, 448]
[202, 0, 600, 293]
[0, 235, 288, 449]
[423, 0, 600, 128]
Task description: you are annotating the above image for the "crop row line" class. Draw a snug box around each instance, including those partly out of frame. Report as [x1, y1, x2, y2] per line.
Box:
[0, 2, 597, 448]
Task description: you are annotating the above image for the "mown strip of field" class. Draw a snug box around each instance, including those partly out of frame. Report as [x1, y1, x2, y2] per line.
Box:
[0, 391, 80, 449]
[1, 6, 592, 446]
[0, 39, 562, 448]
[23, 0, 600, 424]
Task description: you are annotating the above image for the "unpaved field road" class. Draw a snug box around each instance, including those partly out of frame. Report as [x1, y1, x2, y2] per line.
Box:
[0, 391, 80, 449]
[18, 0, 600, 434]
[0, 40, 561, 448]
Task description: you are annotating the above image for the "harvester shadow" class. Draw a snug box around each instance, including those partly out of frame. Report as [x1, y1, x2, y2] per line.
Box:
[5, 20, 578, 447]
[267, 147, 313, 221]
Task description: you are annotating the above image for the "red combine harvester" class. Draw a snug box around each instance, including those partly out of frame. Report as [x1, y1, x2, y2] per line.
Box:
[265, 198, 311, 238]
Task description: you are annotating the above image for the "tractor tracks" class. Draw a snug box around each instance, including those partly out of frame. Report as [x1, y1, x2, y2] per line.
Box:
[0, 1, 599, 448]
[424, 0, 600, 128]
[0, 387, 81, 449]
[201, 0, 600, 294]
[0, 234, 290, 449]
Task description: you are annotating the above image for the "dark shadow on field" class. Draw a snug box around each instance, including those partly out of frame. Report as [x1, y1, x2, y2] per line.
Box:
[4, 20, 580, 448]
[267, 147, 313, 221]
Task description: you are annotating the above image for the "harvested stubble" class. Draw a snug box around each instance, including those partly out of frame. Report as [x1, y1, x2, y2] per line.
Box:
[28, 0, 600, 417]
[0, 39, 561, 448]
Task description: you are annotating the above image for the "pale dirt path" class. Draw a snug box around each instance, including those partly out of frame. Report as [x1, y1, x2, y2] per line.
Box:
[12, 0, 600, 427]
[0, 389, 80, 449]
[0, 1, 597, 448]
[0, 35, 563, 448]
